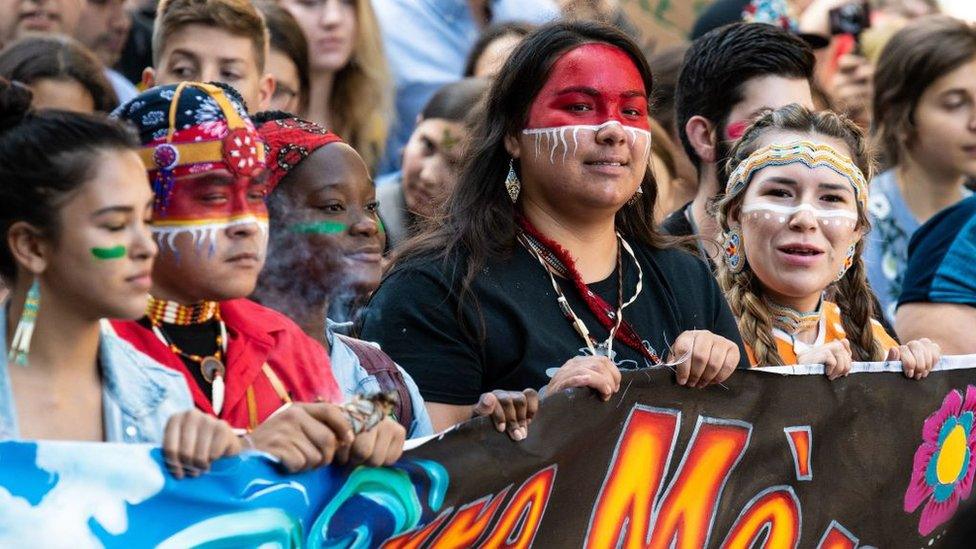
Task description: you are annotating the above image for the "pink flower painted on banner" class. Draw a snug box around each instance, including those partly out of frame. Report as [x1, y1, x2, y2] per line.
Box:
[904, 385, 976, 536]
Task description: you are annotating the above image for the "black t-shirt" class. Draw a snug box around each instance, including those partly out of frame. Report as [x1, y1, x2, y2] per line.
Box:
[660, 202, 694, 237]
[360, 242, 749, 405]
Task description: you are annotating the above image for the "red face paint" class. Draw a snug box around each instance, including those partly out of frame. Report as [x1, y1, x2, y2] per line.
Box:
[724, 119, 751, 141]
[150, 167, 270, 253]
[146, 124, 270, 253]
[155, 169, 270, 226]
[525, 43, 649, 131]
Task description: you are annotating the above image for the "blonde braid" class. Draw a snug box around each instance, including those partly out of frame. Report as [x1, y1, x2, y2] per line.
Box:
[833, 244, 886, 361]
[718, 262, 783, 366]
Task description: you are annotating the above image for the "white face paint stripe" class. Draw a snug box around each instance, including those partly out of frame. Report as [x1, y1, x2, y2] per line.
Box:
[152, 215, 269, 255]
[521, 121, 652, 164]
[741, 202, 859, 221]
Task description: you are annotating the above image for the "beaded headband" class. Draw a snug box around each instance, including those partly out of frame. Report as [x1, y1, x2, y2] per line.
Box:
[725, 141, 868, 210]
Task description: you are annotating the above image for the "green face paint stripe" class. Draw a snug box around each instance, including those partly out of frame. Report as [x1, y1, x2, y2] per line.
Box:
[91, 245, 127, 260]
[377, 217, 386, 234]
[289, 221, 348, 234]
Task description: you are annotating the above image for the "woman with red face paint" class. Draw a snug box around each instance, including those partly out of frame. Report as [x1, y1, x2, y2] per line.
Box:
[361, 22, 748, 431]
[714, 104, 940, 378]
[112, 82, 406, 472]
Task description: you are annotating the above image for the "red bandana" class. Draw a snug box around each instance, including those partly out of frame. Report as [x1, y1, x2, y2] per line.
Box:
[257, 117, 344, 192]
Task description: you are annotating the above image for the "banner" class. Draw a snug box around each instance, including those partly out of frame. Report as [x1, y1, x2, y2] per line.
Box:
[3, 357, 976, 547]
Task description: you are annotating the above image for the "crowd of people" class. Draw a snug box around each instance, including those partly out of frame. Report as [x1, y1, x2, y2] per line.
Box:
[0, 0, 973, 484]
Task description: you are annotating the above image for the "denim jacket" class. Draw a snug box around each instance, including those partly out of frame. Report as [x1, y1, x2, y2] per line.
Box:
[327, 320, 434, 439]
[0, 307, 193, 443]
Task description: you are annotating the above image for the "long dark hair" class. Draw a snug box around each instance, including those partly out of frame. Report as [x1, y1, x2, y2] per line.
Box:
[392, 21, 669, 330]
[0, 79, 138, 283]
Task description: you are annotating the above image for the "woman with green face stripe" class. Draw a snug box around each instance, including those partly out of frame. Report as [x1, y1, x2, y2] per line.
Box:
[0, 81, 240, 477]
[253, 112, 539, 441]
[254, 114, 386, 332]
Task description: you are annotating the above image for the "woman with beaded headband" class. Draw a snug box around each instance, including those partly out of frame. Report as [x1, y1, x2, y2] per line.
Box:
[361, 21, 747, 431]
[714, 104, 941, 378]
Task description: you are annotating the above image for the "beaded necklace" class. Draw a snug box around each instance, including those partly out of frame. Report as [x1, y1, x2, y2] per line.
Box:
[147, 296, 219, 325]
[516, 216, 660, 364]
[147, 297, 228, 414]
[764, 295, 823, 336]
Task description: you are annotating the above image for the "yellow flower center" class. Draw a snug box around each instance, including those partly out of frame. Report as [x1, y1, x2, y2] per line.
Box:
[937, 424, 968, 485]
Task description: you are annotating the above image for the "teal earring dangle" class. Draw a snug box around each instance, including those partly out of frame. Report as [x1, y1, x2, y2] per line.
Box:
[8, 277, 40, 366]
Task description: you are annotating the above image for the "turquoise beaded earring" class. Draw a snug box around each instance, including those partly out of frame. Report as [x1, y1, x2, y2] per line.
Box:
[8, 277, 40, 366]
[723, 227, 746, 274]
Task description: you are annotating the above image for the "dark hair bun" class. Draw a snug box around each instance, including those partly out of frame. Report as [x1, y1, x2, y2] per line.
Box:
[0, 78, 33, 133]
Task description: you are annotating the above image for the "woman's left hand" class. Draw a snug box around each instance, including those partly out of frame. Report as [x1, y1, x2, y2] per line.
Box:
[667, 330, 740, 388]
[163, 409, 242, 479]
[887, 338, 941, 380]
[471, 389, 540, 441]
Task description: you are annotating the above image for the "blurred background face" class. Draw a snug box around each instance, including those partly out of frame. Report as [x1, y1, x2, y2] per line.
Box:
[714, 75, 814, 185]
[280, 0, 355, 74]
[29, 77, 95, 112]
[904, 56, 976, 180]
[6, 0, 82, 41]
[269, 143, 383, 299]
[151, 25, 265, 111]
[267, 46, 301, 112]
[42, 149, 157, 320]
[735, 131, 863, 308]
[73, 0, 129, 66]
[472, 32, 523, 78]
[401, 117, 464, 217]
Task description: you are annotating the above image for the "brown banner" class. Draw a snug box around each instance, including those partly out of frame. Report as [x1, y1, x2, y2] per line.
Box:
[387, 363, 976, 548]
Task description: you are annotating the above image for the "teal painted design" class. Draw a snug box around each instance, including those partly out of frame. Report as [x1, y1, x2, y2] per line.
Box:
[308, 460, 450, 548]
[156, 508, 303, 548]
[289, 221, 347, 235]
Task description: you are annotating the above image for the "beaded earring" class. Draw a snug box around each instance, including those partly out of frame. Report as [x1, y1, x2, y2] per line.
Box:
[8, 277, 40, 366]
[724, 227, 746, 274]
[505, 159, 521, 203]
[626, 185, 644, 206]
[836, 243, 856, 281]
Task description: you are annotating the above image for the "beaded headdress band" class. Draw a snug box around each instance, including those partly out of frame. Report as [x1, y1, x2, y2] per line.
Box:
[725, 141, 868, 210]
